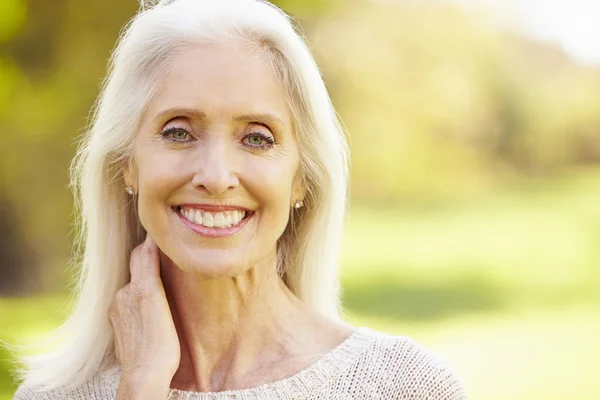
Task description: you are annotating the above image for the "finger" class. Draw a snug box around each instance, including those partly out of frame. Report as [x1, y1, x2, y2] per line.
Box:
[108, 305, 122, 365]
[130, 233, 160, 283]
[114, 335, 122, 366]
[142, 234, 161, 281]
[107, 304, 118, 328]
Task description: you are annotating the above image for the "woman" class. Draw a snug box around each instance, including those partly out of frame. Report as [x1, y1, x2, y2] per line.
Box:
[13, 0, 467, 399]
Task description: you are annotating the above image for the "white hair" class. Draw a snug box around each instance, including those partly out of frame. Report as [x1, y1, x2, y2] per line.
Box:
[12, 0, 350, 390]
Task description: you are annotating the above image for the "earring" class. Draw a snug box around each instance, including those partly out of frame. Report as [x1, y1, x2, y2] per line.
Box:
[125, 186, 135, 195]
[294, 200, 304, 209]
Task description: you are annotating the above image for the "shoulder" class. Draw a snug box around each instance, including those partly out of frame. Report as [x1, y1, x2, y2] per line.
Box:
[12, 366, 119, 400]
[346, 327, 468, 400]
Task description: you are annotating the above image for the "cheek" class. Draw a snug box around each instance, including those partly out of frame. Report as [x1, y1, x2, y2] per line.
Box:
[138, 145, 190, 194]
[243, 157, 297, 230]
[135, 152, 187, 226]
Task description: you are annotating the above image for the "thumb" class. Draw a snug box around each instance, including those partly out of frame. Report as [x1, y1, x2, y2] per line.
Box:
[130, 233, 160, 283]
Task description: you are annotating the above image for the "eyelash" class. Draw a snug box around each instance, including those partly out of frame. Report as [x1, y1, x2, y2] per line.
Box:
[160, 127, 276, 150]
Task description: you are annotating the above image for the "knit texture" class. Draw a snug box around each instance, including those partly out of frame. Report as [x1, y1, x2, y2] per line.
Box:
[13, 327, 467, 399]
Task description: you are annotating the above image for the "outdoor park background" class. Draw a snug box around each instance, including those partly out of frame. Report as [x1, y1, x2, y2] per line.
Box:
[1, 0, 599, 399]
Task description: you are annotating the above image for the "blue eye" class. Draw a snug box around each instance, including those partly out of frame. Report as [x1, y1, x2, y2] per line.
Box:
[161, 127, 191, 142]
[243, 132, 275, 149]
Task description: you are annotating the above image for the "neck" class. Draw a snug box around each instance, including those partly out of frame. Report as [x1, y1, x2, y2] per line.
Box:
[158, 250, 328, 392]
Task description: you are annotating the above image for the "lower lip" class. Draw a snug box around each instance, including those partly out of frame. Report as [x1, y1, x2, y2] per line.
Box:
[174, 207, 253, 238]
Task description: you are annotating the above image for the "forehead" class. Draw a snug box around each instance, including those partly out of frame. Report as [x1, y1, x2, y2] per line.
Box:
[145, 44, 291, 126]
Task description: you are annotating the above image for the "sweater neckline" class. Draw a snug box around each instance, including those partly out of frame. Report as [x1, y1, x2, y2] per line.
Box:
[157, 326, 374, 399]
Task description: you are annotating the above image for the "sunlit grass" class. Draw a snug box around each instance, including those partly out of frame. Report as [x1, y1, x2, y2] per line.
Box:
[342, 167, 600, 309]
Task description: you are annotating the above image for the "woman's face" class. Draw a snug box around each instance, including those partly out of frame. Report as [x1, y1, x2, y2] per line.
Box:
[124, 44, 304, 277]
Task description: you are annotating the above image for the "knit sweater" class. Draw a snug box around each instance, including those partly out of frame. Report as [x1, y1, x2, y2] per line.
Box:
[13, 326, 467, 399]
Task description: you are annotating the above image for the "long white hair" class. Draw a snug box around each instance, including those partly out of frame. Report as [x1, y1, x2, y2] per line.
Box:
[13, 0, 349, 390]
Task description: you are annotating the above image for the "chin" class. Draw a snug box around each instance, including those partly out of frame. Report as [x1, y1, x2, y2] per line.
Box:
[173, 250, 250, 278]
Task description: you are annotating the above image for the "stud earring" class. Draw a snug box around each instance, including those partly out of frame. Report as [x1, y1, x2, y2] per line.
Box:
[125, 186, 135, 195]
[294, 200, 304, 209]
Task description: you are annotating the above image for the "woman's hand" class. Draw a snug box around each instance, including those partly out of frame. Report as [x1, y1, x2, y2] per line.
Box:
[108, 233, 180, 399]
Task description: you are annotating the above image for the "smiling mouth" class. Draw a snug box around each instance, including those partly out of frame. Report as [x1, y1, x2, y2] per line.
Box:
[173, 206, 253, 229]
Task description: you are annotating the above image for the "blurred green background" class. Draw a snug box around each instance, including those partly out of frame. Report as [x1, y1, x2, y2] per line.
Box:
[1, 0, 599, 399]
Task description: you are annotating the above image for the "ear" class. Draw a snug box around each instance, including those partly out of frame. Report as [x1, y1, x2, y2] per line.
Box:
[122, 158, 138, 190]
[291, 169, 307, 205]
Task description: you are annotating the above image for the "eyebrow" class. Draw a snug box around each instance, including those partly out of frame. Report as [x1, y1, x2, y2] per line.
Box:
[233, 113, 286, 129]
[153, 107, 287, 129]
[153, 107, 205, 124]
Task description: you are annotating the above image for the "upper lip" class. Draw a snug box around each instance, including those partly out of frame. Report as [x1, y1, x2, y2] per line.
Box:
[176, 203, 252, 212]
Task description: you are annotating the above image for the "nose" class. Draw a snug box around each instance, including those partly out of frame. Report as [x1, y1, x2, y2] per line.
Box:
[190, 137, 240, 195]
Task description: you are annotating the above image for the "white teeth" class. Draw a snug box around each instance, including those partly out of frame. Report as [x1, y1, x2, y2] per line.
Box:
[202, 212, 214, 227]
[214, 212, 225, 227]
[179, 207, 249, 229]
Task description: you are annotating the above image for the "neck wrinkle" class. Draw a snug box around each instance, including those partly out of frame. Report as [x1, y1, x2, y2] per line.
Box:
[159, 250, 305, 392]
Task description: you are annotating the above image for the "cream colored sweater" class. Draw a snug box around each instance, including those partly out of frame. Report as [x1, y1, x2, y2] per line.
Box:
[13, 327, 467, 399]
